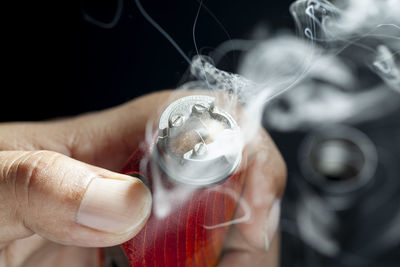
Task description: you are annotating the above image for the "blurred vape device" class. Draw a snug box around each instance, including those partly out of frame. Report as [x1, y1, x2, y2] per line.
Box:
[102, 95, 246, 267]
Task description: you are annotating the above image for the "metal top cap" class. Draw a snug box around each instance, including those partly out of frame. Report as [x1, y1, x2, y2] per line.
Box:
[155, 95, 243, 186]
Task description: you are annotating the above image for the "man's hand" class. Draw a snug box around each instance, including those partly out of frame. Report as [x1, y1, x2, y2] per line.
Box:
[0, 90, 286, 267]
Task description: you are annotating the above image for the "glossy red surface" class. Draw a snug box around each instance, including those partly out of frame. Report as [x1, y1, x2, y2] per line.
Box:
[120, 145, 246, 267]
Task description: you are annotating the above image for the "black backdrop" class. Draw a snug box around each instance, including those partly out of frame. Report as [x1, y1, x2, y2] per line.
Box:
[3, 2, 400, 266]
[2, 0, 295, 121]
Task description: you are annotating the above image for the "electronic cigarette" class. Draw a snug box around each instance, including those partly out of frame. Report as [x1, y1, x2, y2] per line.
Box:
[106, 95, 246, 267]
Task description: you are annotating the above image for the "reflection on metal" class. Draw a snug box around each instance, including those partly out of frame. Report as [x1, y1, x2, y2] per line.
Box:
[155, 95, 242, 186]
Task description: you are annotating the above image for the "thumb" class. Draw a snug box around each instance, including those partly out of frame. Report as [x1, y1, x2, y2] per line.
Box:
[0, 150, 152, 247]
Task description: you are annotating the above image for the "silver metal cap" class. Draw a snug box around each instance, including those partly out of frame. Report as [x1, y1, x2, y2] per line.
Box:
[155, 95, 243, 186]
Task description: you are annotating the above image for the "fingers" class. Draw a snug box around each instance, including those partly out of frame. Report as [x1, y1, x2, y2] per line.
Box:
[63, 90, 207, 169]
[225, 127, 286, 252]
[0, 90, 238, 170]
[2, 235, 99, 267]
[218, 233, 280, 267]
[0, 150, 152, 247]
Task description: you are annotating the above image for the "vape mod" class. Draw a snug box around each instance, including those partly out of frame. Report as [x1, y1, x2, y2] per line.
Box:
[114, 95, 246, 267]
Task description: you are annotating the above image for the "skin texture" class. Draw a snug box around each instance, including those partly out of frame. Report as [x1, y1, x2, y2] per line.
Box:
[0, 90, 286, 267]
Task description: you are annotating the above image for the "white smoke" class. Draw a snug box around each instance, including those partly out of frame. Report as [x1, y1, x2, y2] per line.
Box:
[134, 0, 400, 241]
[185, 0, 400, 132]
[175, 0, 400, 240]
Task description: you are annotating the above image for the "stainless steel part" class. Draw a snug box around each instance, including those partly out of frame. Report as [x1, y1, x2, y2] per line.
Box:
[155, 95, 243, 186]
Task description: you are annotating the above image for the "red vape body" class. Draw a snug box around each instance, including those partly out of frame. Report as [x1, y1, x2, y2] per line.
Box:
[104, 95, 246, 267]
[119, 146, 246, 267]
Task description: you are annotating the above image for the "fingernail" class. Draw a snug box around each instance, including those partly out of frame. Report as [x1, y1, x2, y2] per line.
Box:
[77, 176, 152, 234]
[264, 201, 280, 251]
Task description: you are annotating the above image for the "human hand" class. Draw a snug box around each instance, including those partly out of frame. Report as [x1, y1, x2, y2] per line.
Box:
[0, 90, 286, 267]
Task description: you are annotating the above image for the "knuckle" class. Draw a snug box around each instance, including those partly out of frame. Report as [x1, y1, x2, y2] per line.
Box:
[0, 150, 63, 226]
[17, 151, 58, 182]
[6, 151, 62, 203]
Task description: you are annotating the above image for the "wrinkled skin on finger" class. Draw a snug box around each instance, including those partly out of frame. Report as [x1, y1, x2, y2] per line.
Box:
[0, 90, 286, 267]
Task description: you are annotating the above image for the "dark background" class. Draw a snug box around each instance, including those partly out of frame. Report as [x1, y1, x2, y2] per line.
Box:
[2, 0, 294, 121]
[4, 1, 399, 266]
